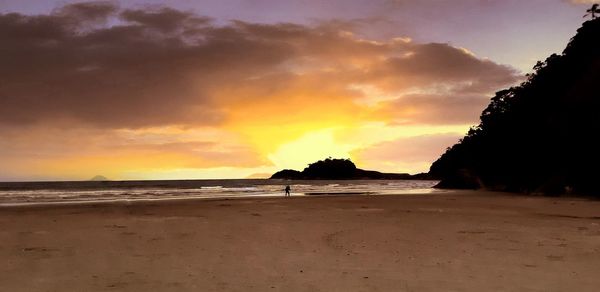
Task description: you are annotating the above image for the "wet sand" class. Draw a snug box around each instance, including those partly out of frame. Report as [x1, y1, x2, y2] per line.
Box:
[1, 191, 600, 291]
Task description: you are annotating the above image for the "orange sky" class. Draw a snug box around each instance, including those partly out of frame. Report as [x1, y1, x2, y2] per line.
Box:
[5, 1, 584, 181]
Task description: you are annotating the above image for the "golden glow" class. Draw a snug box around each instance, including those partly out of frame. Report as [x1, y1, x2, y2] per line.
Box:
[9, 121, 471, 180]
[120, 166, 278, 181]
[0, 10, 521, 181]
[268, 129, 354, 170]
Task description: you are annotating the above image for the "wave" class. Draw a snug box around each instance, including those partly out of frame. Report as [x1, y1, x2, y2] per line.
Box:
[0, 179, 440, 206]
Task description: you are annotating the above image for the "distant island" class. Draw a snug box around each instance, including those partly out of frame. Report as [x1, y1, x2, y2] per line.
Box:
[89, 175, 109, 181]
[271, 158, 434, 180]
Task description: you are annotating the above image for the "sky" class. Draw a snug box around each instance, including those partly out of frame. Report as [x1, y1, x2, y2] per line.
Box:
[0, 0, 595, 181]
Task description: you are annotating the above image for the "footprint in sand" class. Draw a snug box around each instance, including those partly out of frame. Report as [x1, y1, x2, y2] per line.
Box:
[176, 232, 191, 238]
[106, 282, 128, 289]
[356, 208, 384, 212]
[22, 247, 58, 252]
[458, 230, 487, 234]
[546, 255, 564, 261]
[104, 224, 127, 229]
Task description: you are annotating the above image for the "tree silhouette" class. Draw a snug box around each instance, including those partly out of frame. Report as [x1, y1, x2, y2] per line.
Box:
[584, 4, 599, 19]
[270, 158, 427, 180]
[430, 18, 600, 195]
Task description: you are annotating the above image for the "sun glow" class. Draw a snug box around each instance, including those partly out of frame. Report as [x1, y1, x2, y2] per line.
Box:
[268, 129, 354, 170]
[0, 1, 529, 181]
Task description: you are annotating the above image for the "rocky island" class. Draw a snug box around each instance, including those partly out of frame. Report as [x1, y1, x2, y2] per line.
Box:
[270, 158, 434, 180]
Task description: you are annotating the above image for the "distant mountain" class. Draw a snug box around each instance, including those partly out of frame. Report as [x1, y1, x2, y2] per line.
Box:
[430, 18, 600, 195]
[245, 173, 272, 179]
[89, 175, 109, 181]
[270, 158, 434, 180]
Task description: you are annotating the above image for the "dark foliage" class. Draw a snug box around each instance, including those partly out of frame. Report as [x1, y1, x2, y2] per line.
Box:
[430, 18, 600, 195]
[270, 169, 303, 179]
[303, 158, 357, 179]
[270, 158, 431, 180]
[584, 4, 599, 19]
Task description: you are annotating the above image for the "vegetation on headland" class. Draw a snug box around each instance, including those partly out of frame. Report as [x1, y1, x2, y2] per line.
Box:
[430, 18, 600, 195]
[271, 158, 434, 180]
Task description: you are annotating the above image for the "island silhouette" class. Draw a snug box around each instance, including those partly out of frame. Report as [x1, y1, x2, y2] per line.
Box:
[89, 175, 109, 181]
[271, 158, 433, 180]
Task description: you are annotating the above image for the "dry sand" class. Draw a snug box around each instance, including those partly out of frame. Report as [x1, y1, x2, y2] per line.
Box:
[1, 191, 600, 291]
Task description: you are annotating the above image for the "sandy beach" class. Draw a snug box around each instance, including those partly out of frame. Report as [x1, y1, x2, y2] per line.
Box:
[1, 191, 600, 291]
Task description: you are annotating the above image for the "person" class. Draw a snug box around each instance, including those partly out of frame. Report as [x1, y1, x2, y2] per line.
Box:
[284, 185, 291, 197]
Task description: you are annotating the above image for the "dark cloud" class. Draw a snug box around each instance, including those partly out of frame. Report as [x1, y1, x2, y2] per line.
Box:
[0, 2, 520, 129]
[367, 42, 520, 93]
[55, 1, 118, 23]
[0, 4, 228, 128]
[120, 7, 212, 32]
[364, 43, 521, 125]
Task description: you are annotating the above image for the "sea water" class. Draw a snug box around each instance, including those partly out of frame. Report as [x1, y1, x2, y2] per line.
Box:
[0, 179, 441, 206]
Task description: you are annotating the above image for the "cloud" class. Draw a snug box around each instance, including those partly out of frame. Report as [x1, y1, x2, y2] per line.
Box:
[0, 2, 523, 179]
[52, 1, 118, 28]
[352, 133, 463, 173]
[120, 7, 212, 32]
[354, 42, 521, 125]
[374, 93, 491, 125]
[0, 125, 269, 180]
[0, 2, 519, 130]
[369, 43, 518, 91]
[566, 0, 597, 4]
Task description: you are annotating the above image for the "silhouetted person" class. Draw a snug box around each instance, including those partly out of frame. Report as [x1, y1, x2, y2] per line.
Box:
[285, 185, 291, 197]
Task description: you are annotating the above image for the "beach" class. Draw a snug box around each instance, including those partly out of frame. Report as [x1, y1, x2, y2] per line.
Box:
[1, 191, 600, 291]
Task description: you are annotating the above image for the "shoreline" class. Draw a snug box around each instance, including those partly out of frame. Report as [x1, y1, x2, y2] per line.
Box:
[0, 188, 594, 210]
[0, 190, 450, 211]
[0, 187, 444, 209]
[2, 191, 600, 291]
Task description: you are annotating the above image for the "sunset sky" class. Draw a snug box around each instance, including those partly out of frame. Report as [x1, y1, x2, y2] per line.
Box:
[0, 0, 595, 181]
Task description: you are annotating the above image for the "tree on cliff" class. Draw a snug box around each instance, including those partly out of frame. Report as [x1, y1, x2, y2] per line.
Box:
[430, 18, 600, 195]
[584, 4, 599, 19]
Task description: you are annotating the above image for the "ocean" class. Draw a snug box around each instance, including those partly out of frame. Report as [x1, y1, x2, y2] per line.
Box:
[0, 179, 440, 206]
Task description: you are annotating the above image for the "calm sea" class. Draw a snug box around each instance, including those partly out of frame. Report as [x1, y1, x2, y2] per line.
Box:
[0, 179, 440, 206]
